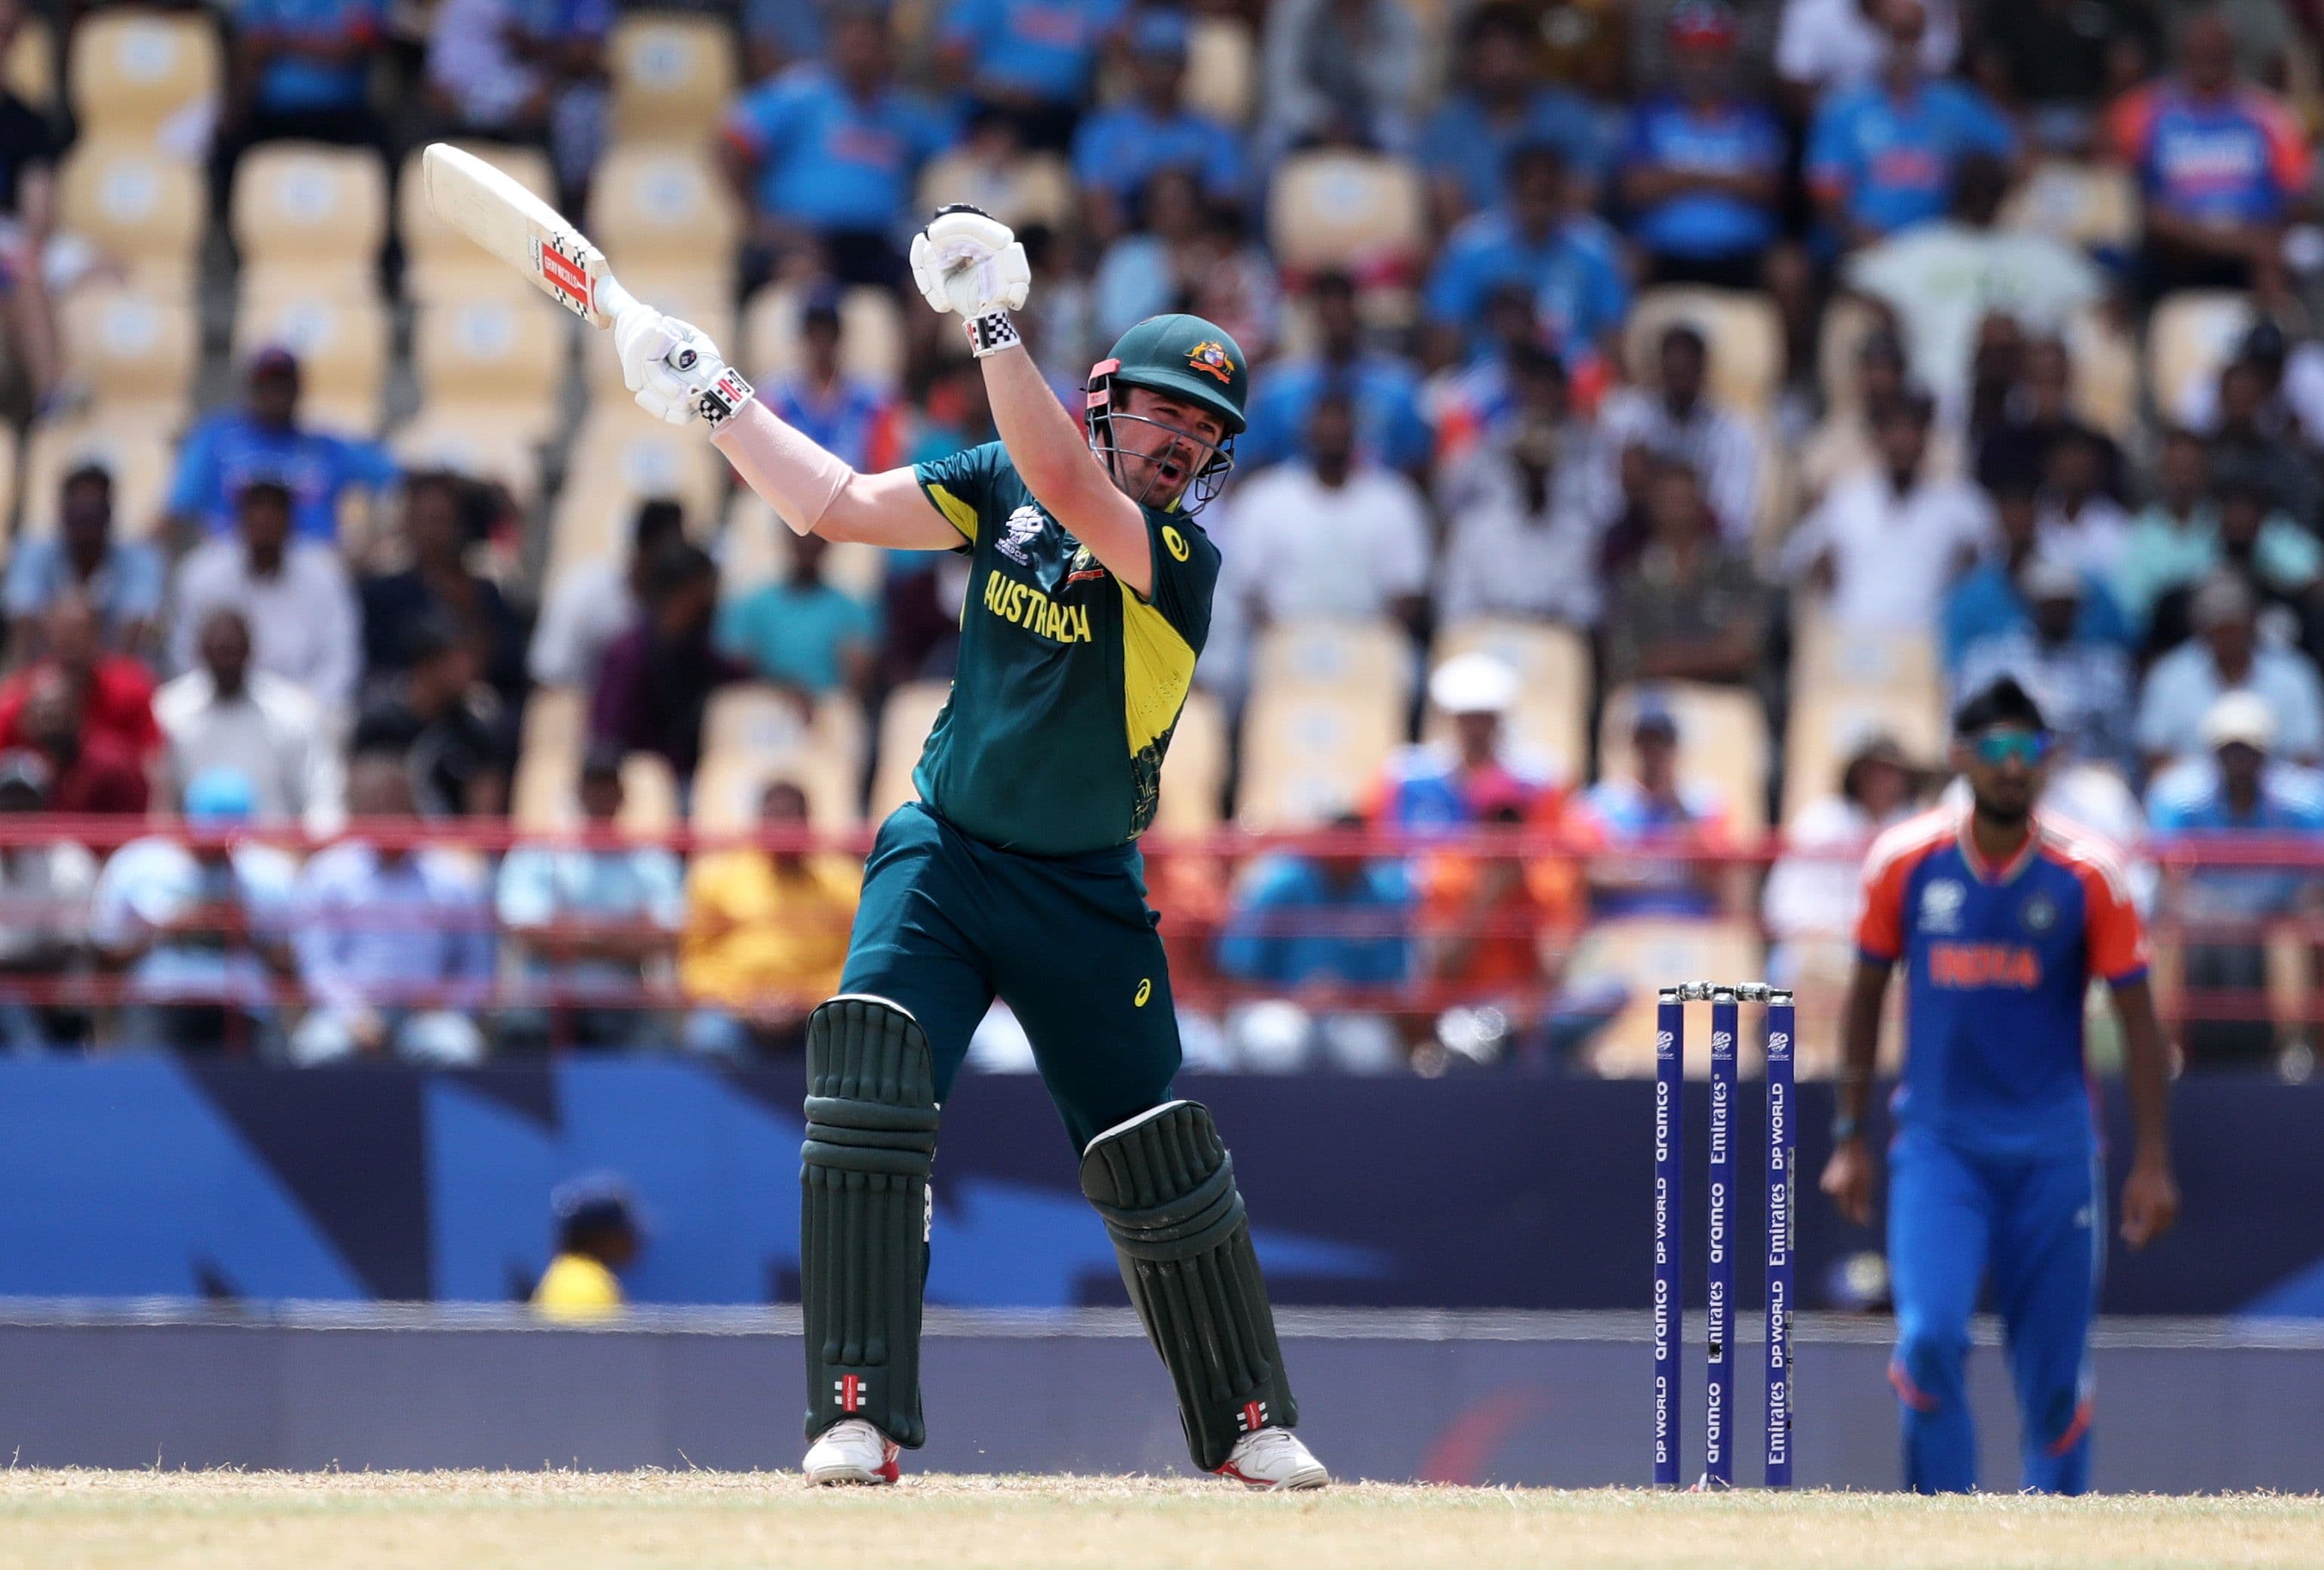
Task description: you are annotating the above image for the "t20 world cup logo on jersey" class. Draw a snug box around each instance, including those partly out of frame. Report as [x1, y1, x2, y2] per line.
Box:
[998, 504, 1044, 564]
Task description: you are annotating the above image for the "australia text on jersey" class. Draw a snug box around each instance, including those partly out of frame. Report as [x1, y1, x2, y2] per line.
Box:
[981, 567, 1095, 644]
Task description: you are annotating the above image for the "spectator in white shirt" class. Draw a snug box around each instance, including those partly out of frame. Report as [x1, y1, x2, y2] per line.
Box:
[529, 499, 685, 691]
[0, 751, 97, 1051]
[1843, 154, 2106, 422]
[425, 0, 609, 197]
[1596, 323, 1762, 547]
[1782, 390, 1994, 632]
[2038, 427, 2134, 579]
[1763, 732, 1923, 962]
[1776, 0, 1958, 101]
[1436, 346, 1605, 628]
[169, 480, 360, 714]
[2138, 574, 2324, 770]
[154, 608, 345, 833]
[1218, 389, 1432, 634]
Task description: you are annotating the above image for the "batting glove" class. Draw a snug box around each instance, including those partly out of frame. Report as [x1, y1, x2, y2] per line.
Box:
[909, 204, 1030, 357]
[614, 304, 754, 430]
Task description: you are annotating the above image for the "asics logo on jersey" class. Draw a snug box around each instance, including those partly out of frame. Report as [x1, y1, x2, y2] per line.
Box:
[1927, 942, 2042, 990]
[1162, 525, 1190, 562]
[998, 503, 1044, 564]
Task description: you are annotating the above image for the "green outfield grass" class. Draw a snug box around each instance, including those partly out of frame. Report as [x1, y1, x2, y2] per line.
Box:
[2, 1471, 2318, 1569]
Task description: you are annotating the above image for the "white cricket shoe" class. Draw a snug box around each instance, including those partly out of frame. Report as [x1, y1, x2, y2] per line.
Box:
[803, 1418, 901, 1485]
[1213, 1426, 1329, 1491]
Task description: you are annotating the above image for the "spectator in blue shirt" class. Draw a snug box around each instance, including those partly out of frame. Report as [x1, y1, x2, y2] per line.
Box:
[425, 0, 614, 200]
[744, 0, 829, 85]
[719, 9, 954, 287]
[5, 466, 162, 659]
[1217, 817, 1413, 990]
[1239, 272, 1431, 475]
[1807, 0, 2014, 249]
[2146, 689, 2324, 1064]
[761, 290, 903, 472]
[1418, 2, 1603, 228]
[1424, 143, 1629, 389]
[164, 348, 400, 547]
[1070, 9, 1247, 243]
[1943, 466, 2131, 675]
[1622, 2, 1786, 289]
[287, 748, 497, 1066]
[937, 0, 1128, 151]
[214, 0, 390, 215]
[717, 531, 880, 702]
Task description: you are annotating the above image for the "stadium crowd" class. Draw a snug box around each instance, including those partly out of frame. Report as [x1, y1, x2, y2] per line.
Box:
[0, 0, 2317, 1073]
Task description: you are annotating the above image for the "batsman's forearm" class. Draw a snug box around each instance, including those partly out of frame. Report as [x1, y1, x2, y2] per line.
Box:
[2114, 977, 2174, 1159]
[1836, 960, 1890, 1126]
[711, 401, 853, 537]
[979, 342, 1099, 508]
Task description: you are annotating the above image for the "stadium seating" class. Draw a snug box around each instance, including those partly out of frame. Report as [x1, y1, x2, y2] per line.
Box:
[58, 138, 204, 299]
[915, 150, 1075, 234]
[391, 410, 549, 506]
[720, 495, 884, 602]
[586, 147, 743, 285]
[8, 14, 52, 110]
[1565, 916, 1765, 1077]
[232, 290, 390, 435]
[692, 685, 866, 830]
[869, 680, 953, 822]
[1625, 288, 1784, 417]
[2146, 290, 2256, 422]
[1251, 617, 1415, 703]
[19, 419, 171, 539]
[1424, 618, 1590, 782]
[230, 144, 388, 300]
[2001, 159, 2140, 253]
[545, 405, 732, 590]
[1154, 687, 1227, 832]
[1597, 681, 1770, 835]
[411, 297, 569, 444]
[1815, 293, 1883, 414]
[740, 283, 905, 389]
[60, 287, 199, 429]
[1184, 14, 1258, 125]
[67, 10, 218, 141]
[1266, 152, 1428, 282]
[398, 144, 559, 305]
[1782, 615, 1948, 822]
[608, 14, 738, 146]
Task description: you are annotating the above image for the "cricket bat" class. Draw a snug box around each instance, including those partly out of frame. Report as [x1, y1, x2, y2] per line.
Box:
[419, 141, 639, 329]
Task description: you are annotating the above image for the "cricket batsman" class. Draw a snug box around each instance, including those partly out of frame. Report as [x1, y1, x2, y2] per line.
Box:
[1822, 677, 2180, 1493]
[609, 205, 1327, 1490]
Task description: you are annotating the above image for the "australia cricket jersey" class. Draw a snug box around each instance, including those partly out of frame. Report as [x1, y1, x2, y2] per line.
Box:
[909, 441, 1220, 856]
[1857, 807, 2147, 1160]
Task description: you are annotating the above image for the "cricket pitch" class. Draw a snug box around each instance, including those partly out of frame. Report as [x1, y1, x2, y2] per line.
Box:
[3, 1470, 2318, 1569]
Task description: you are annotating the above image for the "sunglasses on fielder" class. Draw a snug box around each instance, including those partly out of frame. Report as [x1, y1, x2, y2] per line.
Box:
[1970, 729, 2051, 767]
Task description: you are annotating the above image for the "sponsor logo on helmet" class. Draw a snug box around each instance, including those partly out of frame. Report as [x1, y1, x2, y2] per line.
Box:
[1186, 340, 1236, 385]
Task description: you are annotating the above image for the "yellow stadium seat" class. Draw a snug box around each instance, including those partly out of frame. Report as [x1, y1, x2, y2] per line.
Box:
[60, 287, 197, 426]
[1251, 617, 1415, 702]
[915, 149, 1073, 234]
[1153, 686, 1227, 833]
[869, 680, 952, 822]
[692, 747, 862, 831]
[1184, 14, 1256, 125]
[720, 495, 884, 601]
[1815, 293, 1883, 414]
[2146, 290, 2255, 423]
[608, 14, 738, 145]
[232, 288, 389, 434]
[620, 753, 681, 835]
[1568, 917, 1765, 1078]
[740, 281, 905, 389]
[1236, 683, 1403, 828]
[1598, 682, 1769, 835]
[19, 418, 169, 540]
[587, 147, 742, 274]
[1626, 287, 1784, 417]
[411, 297, 568, 440]
[545, 404, 730, 588]
[1425, 618, 1590, 780]
[1782, 615, 1948, 822]
[57, 138, 203, 298]
[1266, 152, 1427, 278]
[2066, 305, 2137, 441]
[510, 687, 586, 830]
[68, 10, 219, 140]
[693, 686, 866, 831]
[231, 144, 386, 292]
[2002, 159, 2139, 252]
[398, 142, 556, 304]
[8, 17, 54, 110]
[587, 266, 734, 404]
[391, 407, 547, 504]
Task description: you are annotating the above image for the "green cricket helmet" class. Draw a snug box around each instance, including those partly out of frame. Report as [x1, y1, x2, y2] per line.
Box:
[1085, 313, 1247, 513]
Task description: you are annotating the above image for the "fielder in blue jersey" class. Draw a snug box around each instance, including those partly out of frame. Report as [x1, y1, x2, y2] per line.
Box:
[1821, 677, 2180, 1494]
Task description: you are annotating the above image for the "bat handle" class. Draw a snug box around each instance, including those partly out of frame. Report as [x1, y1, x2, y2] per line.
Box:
[590, 273, 695, 370]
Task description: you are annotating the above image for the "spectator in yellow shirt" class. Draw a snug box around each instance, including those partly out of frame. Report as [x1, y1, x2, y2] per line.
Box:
[681, 779, 861, 1057]
[531, 1175, 642, 1322]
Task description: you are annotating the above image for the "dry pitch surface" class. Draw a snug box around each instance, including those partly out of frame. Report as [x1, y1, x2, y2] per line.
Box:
[2, 1471, 2319, 1570]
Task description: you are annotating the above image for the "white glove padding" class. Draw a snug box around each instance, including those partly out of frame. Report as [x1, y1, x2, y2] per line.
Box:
[616, 306, 750, 428]
[909, 205, 1032, 319]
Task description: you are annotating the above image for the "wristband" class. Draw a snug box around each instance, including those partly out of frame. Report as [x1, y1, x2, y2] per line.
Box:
[964, 310, 1020, 358]
[694, 365, 756, 429]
